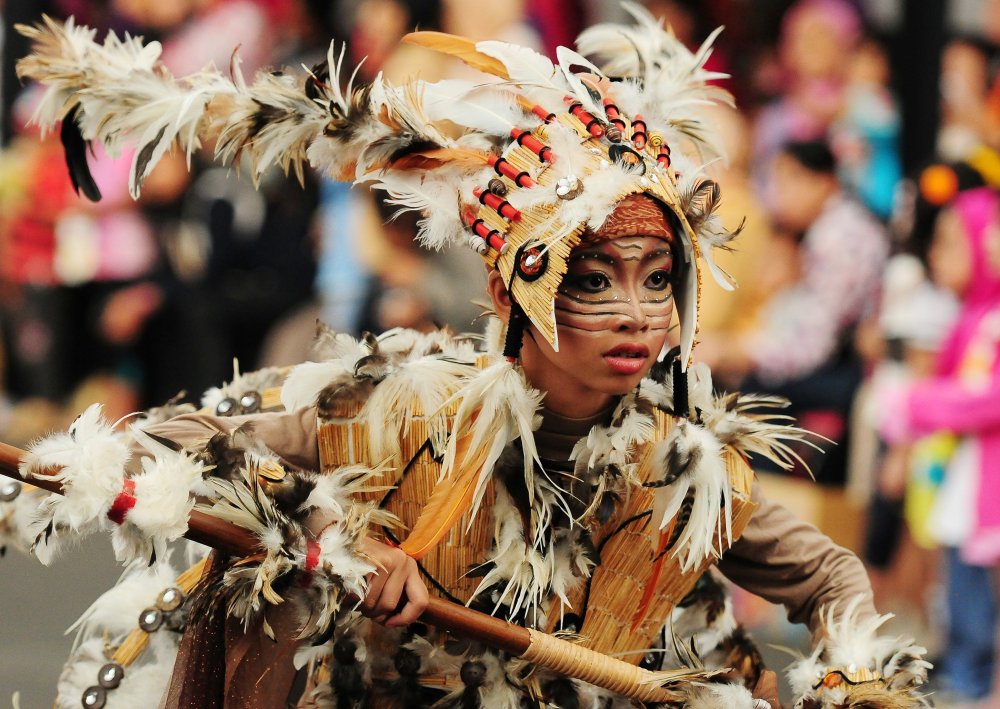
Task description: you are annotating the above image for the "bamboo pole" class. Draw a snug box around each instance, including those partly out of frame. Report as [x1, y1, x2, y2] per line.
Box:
[0, 441, 690, 703]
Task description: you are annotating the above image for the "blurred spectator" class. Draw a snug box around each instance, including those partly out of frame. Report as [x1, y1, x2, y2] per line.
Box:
[938, 37, 991, 161]
[876, 185, 1000, 706]
[696, 105, 781, 340]
[701, 139, 889, 483]
[753, 0, 862, 207]
[831, 35, 902, 220]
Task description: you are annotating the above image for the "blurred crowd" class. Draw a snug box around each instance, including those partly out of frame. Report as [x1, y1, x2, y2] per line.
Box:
[2, 0, 1000, 706]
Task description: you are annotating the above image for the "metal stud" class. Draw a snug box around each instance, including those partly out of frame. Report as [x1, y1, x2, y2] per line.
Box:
[81, 686, 107, 708]
[97, 662, 124, 689]
[239, 391, 261, 414]
[215, 397, 238, 416]
[0, 481, 21, 503]
[156, 586, 184, 612]
[487, 178, 508, 196]
[138, 608, 163, 633]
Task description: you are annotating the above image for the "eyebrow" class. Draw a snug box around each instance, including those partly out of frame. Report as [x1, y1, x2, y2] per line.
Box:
[570, 246, 673, 264]
[569, 250, 616, 265]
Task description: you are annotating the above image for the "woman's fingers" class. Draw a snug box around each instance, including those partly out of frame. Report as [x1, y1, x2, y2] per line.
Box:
[386, 567, 430, 628]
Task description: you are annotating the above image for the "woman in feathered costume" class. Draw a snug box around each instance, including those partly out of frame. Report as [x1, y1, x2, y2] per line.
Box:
[8, 4, 931, 708]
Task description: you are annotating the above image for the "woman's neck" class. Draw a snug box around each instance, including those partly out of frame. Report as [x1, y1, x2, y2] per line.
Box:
[535, 404, 615, 462]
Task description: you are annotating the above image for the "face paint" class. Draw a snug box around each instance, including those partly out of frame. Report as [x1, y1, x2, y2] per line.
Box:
[556, 236, 674, 334]
[517, 234, 676, 415]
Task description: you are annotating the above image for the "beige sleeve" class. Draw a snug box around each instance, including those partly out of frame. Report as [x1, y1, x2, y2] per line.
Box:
[716, 481, 876, 640]
[146, 406, 321, 472]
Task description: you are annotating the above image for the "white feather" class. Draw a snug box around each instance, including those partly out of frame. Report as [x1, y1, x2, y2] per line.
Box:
[110, 428, 206, 564]
[442, 360, 544, 521]
[20, 404, 132, 559]
[362, 355, 474, 464]
[281, 360, 352, 413]
[555, 46, 606, 117]
[372, 171, 472, 251]
[420, 80, 526, 136]
[651, 419, 732, 571]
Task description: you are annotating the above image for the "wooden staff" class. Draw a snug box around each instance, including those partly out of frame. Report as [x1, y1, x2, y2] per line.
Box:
[0, 441, 698, 703]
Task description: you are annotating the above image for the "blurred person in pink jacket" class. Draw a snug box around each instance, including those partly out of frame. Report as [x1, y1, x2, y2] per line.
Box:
[880, 186, 1000, 706]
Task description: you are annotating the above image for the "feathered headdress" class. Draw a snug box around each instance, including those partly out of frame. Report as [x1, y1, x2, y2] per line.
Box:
[16, 1, 735, 365]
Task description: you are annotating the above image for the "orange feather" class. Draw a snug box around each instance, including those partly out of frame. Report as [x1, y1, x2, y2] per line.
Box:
[400, 432, 491, 560]
[402, 31, 511, 80]
[631, 527, 673, 632]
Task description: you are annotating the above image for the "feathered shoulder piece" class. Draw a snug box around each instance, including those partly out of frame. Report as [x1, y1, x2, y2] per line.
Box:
[17, 3, 735, 364]
[785, 596, 932, 708]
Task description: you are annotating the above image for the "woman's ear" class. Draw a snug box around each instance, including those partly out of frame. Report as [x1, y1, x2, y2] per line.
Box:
[486, 270, 513, 323]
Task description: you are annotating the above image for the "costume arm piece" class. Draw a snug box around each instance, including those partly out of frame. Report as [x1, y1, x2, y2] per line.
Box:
[718, 484, 931, 707]
[785, 597, 931, 708]
[716, 482, 876, 637]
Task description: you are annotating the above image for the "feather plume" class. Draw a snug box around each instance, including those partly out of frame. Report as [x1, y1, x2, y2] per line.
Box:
[281, 360, 353, 413]
[362, 355, 474, 465]
[555, 46, 607, 117]
[420, 79, 528, 136]
[372, 171, 473, 251]
[648, 419, 732, 572]
[400, 31, 510, 79]
[442, 361, 543, 510]
[110, 428, 207, 564]
[20, 404, 132, 561]
[476, 40, 566, 108]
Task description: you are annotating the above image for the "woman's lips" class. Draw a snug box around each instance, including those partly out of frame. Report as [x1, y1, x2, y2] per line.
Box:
[603, 343, 650, 375]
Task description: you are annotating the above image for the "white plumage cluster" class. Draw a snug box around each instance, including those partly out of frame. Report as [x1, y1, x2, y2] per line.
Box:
[576, 2, 732, 141]
[21, 404, 132, 563]
[112, 428, 207, 564]
[16, 5, 732, 253]
[19, 404, 210, 565]
[786, 596, 932, 708]
[651, 418, 732, 572]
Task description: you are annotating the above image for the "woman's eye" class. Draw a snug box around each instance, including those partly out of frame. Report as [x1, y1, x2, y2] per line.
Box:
[644, 269, 671, 290]
[573, 272, 611, 293]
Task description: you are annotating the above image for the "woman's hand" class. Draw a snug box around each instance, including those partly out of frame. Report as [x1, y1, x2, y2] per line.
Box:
[358, 537, 429, 628]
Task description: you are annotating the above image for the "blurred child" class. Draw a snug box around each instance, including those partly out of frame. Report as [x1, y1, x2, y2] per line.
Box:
[879, 186, 1000, 705]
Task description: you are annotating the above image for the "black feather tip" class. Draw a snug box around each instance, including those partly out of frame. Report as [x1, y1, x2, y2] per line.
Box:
[60, 104, 102, 202]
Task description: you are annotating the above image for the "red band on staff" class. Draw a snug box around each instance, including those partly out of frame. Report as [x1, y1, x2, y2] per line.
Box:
[305, 539, 321, 573]
[107, 478, 136, 525]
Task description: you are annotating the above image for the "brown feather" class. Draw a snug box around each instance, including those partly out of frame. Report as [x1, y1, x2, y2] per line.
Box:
[401, 31, 511, 80]
[389, 147, 490, 171]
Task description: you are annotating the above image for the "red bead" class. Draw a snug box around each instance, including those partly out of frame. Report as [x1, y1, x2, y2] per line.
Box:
[488, 155, 536, 187]
[474, 186, 522, 221]
[632, 115, 648, 150]
[568, 103, 605, 137]
[510, 129, 553, 163]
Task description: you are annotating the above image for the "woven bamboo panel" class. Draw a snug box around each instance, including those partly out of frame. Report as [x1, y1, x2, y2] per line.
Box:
[318, 408, 495, 601]
[546, 409, 758, 662]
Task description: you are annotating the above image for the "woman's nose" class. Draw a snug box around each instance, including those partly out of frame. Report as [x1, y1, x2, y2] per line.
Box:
[614, 296, 649, 332]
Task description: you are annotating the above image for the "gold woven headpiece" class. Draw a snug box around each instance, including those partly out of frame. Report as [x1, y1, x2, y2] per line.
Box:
[16, 2, 737, 365]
